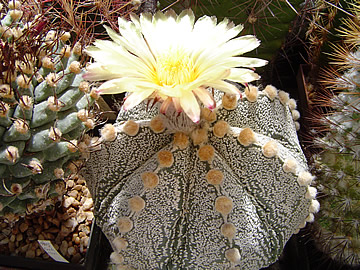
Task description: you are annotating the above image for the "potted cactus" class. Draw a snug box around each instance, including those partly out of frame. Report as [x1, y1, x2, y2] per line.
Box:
[81, 9, 319, 269]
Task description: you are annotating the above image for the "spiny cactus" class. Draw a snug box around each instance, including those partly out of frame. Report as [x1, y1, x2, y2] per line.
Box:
[304, 0, 356, 104]
[159, 0, 303, 60]
[310, 18, 360, 265]
[0, 1, 100, 221]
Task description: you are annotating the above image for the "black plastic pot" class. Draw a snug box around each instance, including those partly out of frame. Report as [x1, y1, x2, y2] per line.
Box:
[0, 222, 112, 270]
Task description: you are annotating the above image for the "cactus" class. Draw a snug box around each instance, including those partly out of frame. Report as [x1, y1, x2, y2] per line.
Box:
[309, 8, 360, 264]
[81, 10, 317, 269]
[0, 1, 99, 220]
[83, 85, 318, 269]
[304, 0, 356, 103]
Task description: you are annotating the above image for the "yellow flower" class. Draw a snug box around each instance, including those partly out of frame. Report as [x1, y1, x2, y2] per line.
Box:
[84, 9, 267, 123]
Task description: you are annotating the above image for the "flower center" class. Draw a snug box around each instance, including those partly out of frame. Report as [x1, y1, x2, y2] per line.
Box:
[154, 49, 196, 86]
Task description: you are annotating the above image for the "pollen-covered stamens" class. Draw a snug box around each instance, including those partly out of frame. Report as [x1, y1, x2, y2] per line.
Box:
[154, 49, 197, 86]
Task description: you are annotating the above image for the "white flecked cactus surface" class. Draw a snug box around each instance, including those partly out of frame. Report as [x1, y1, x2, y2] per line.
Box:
[83, 85, 318, 269]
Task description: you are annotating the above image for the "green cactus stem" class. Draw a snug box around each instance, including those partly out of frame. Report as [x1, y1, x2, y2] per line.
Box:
[0, 1, 100, 220]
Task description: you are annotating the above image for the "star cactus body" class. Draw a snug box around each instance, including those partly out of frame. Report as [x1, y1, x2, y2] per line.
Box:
[83, 85, 317, 269]
[84, 9, 267, 123]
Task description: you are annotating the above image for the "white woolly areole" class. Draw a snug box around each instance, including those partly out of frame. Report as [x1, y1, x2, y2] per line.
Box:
[305, 186, 317, 200]
[14, 119, 28, 134]
[150, 115, 166, 133]
[262, 140, 278, 158]
[69, 61, 81, 74]
[101, 124, 117, 142]
[8, 0, 21, 9]
[278, 90, 290, 105]
[54, 168, 64, 179]
[305, 213, 315, 223]
[112, 236, 128, 251]
[225, 248, 241, 264]
[19, 95, 33, 110]
[117, 217, 133, 233]
[221, 223, 236, 240]
[283, 158, 297, 173]
[263, 85, 278, 100]
[237, 127, 256, 146]
[297, 171, 315, 186]
[110, 252, 124, 264]
[298, 220, 306, 229]
[294, 121, 300, 131]
[288, 98, 297, 110]
[309, 200, 320, 213]
[47, 96, 61, 111]
[48, 127, 61, 142]
[16, 74, 31, 89]
[245, 85, 258, 102]
[5, 146, 19, 163]
[45, 73, 58, 88]
[120, 120, 140, 136]
[291, 110, 300, 121]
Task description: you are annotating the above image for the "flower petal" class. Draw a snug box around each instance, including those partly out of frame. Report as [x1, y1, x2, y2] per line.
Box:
[85, 39, 153, 79]
[160, 97, 172, 114]
[193, 87, 216, 109]
[179, 91, 201, 123]
[222, 57, 268, 68]
[227, 68, 260, 83]
[219, 35, 261, 56]
[172, 97, 182, 112]
[106, 23, 155, 68]
[83, 63, 120, 81]
[123, 89, 154, 111]
[205, 80, 240, 95]
[97, 78, 157, 95]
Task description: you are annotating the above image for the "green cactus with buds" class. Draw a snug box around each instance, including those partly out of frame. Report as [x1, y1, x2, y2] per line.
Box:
[0, 1, 99, 220]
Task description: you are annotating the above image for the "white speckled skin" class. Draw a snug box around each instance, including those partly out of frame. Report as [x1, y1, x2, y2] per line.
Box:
[83, 87, 312, 269]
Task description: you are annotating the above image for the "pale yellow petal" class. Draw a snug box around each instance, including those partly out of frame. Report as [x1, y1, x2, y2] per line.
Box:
[86, 39, 152, 78]
[123, 89, 154, 111]
[179, 91, 201, 123]
[227, 68, 260, 83]
[106, 24, 155, 68]
[205, 80, 240, 95]
[222, 57, 268, 68]
[220, 35, 261, 56]
[193, 87, 216, 109]
[83, 63, 120, 81]
[97, 78, 157, 95]
[140, 10, 194, 57]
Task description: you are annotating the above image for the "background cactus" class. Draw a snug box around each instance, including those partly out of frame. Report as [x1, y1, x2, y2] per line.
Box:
[0, 1, 99, 221]
[83, 85, 318, 269]
[303, 0, 357, 104]
[308, 3, 360, 264]
[159, 0, 303, 61]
